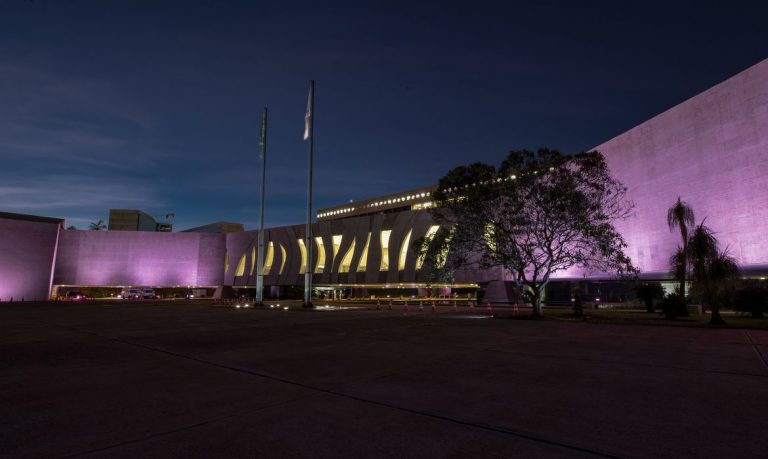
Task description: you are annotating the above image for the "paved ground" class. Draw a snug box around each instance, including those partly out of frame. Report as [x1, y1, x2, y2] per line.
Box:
[2, 302, 767, 458]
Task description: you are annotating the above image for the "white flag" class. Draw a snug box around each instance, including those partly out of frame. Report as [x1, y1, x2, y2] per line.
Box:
[303, 82, 313, 140]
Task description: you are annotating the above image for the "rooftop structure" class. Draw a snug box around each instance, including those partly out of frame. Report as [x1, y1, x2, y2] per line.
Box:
[317, 185, 436, 221]
[108, 209, 169, 232]
[182, 221, 245, 233]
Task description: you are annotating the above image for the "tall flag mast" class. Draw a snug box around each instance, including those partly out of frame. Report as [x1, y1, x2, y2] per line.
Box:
[303, 81, 315, 308]
[255, 107, 268, 307]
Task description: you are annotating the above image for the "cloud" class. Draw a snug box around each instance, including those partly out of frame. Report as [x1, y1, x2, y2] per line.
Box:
[0, 60, 168, 168]
[0, 175, 164, 221]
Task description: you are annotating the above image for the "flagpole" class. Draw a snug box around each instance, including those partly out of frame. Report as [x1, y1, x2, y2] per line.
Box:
[255, 107, 267, 307]
[304, 81, 315, 308]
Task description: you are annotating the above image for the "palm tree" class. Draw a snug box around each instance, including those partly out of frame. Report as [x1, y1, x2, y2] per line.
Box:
[88, 219, 106, 231]
[687, 223, 740, 325]
[667, 197, 695, 298]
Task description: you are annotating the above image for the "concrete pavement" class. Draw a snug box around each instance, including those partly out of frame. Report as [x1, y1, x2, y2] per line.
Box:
[1, 302, 767, 458]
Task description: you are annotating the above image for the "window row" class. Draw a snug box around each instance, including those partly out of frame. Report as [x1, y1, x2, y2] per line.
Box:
[230, 226, 445, 277]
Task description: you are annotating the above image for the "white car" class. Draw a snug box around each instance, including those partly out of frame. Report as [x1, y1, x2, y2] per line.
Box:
[119, 288, 142, 299]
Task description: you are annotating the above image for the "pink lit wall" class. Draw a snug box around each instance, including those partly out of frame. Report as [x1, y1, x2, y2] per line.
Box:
[53, 230, 226, 287]
[0, 216, 60, 301]
[555, 58, 768, 279]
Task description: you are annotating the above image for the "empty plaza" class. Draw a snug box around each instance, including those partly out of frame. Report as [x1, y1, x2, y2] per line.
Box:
[2, 302, 767, 458]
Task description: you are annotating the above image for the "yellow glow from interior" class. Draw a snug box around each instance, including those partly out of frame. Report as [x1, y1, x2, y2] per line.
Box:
[250, 246, 256, 276]
[262, 242, 274, 275]
[412, 201, 434, 211]
[398, 229, 412, 271]
[224, 251, 229, 274]
[314, 237, 326, 273]
[416, 225, 440, 270]
[279, 243, 287, 275]
[338, 238, 356, 273]
[485, 223, 496, 253]
[357, 232, 371, 272]
[235, 253, 246, 277]
[439, 229, 453, 268]
[298, 239, 307, 274]
[380, 230, 391, 271]
[332, 235, 342, 263]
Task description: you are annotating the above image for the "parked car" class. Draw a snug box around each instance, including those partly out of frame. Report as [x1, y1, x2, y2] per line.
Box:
[142, 288, 158, 299]
[118, 288, 142, 299]
[185, 288, 206, 299]
[66, 291, 87, 301]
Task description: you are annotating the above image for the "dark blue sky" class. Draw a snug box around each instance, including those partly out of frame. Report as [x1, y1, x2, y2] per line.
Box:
[1, 1, 766, 229]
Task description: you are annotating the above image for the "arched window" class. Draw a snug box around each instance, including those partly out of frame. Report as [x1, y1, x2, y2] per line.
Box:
[262, 242, 274, 275]
[314, 237, 326, 273]
[380, 230, 392, 271]
[338, 238, 356, 273]
[357, 232, 371, 272]
[297, 239, 307, 274]
[398, 229, 412, 271]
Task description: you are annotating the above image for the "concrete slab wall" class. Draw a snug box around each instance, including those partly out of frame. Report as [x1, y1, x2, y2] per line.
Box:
[0, 216, 60, 301]
[555, 58, 768, 279]
[54, 230, 225, 287]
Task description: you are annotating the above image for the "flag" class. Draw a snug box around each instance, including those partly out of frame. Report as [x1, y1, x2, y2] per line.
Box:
[303, 82, 313, 140]
[258, 108, 267, 160]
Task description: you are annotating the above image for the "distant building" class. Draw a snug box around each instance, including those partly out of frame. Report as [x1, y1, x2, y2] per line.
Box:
[108, 209, 172, 232]
[182, 222, 244, 233]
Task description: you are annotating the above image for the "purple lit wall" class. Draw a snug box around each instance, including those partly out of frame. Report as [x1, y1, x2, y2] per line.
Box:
[53, 230, 226, 287]
[0, 215, 61, 301]
[555, 58, 768, 279]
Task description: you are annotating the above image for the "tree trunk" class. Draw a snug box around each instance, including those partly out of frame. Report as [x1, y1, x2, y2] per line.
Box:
[532, 294, 543, 317]
[680, 239, 687, 300]
[645, 299, 654, 313]
[530, 282, 547, 318]
[680, 256, 686, 299]
[709, 300, 727, 325]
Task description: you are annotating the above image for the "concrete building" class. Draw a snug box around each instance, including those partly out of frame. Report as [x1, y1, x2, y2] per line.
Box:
[0, 212, 63, 301]
[182, 221, 245, 233]
[108, 209, 161, 232]
[0, 58, 766, 302]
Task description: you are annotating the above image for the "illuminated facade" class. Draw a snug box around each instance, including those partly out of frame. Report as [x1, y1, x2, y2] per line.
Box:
[0, 58, 766, 301]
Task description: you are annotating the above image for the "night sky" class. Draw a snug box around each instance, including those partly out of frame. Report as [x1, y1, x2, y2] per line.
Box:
[1, 1, 766, 230]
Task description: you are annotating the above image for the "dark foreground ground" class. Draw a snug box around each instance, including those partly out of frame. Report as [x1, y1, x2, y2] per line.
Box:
[2, 302, 767, 458]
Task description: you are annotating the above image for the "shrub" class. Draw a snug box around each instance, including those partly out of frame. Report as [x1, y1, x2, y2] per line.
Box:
[733, 288, 768, 318]
[659, 293, 687, 320]
[633, 282, 665, 313]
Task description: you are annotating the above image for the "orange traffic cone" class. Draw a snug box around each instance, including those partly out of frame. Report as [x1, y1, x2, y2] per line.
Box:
[513, 303, 520, 315]
[431, 301, 436, 313]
